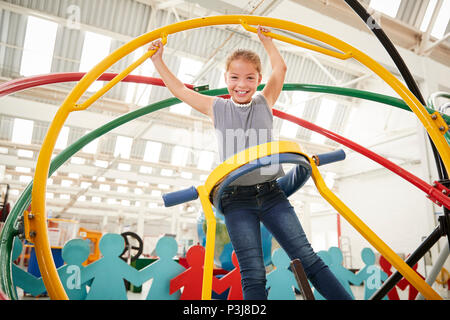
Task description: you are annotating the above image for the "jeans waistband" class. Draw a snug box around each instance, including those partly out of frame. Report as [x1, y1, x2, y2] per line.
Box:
[223, 180, 278, 194]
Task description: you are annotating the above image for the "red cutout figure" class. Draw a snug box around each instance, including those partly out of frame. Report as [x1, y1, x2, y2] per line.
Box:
[170, 245, 205, 300]
[396, 256, 425, 300]
[212, 251, 243, 300]
[379, 255, 401, 300]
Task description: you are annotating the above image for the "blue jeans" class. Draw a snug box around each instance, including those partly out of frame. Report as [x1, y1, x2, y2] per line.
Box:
[220, 180, 352, 300]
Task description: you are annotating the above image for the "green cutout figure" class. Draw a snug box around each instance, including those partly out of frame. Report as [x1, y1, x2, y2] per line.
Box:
[266, 248, 300, 300]
[11, 237, 45, 297]
[328, 247, 361, 299]
[356, 247, 388, 300]
[58, 238, 91, 300]
[139, 236, 185, 300]
[81, 233, 142, 300]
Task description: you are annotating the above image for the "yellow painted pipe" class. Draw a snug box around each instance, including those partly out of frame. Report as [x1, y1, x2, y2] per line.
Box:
[197, 185, 216, 300]
[30, 15, 449, 300]
[309, 159, 442, 300]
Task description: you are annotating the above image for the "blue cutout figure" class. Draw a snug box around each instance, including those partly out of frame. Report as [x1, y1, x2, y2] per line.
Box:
[328, 247, 360, 299]
[81, 233, 142, 300]
[356, 248, 388, 300]
[311, 250, 330, 300]
[11, 237, 46, 297]
[58, 239, 91, 300]
[266, 248, 300, 300]
[139, 236, 185, 300]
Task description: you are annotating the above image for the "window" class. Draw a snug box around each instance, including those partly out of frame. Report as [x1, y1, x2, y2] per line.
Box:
[125, 48, 155, 106]
[55, 127, 70, 150]
[82, 131, 98, 154]
[20, 16, 57, 76]
[160, 169, 173, 176]
[369, 0, 401, 18]
[280, 92, 307, 138]
[79, 32, 112, 92]
[12, 119, 34, 144]
[170, 57, 204, 115]
[420, 0, 438, 32]
[430, 1, 450, 38]
[114, 136, 133, 159]
[310, 98, 337, 144]
[197, 151, 214, 171]
[143, 141, 162, 162]
[171, 146, 189, 167]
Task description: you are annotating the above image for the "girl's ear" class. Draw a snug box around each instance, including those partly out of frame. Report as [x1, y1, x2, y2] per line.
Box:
[224, 72, 228, 85]
[258, 73, 263, 84]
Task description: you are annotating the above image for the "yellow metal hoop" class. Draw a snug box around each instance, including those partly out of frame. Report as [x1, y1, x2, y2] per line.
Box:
[29, 15, 448, 300]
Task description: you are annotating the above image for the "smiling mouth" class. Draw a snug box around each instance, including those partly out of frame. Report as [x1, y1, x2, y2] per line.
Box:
[235, 90, 249, 96]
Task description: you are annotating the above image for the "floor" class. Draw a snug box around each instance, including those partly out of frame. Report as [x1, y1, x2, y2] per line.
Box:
[16, 280, 449, 300]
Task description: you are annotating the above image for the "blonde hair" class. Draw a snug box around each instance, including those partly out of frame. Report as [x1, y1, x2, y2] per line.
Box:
[225, 49, 262, 74]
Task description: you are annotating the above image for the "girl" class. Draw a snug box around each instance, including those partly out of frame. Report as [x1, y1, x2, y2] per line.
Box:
[148, 26, 352, 300]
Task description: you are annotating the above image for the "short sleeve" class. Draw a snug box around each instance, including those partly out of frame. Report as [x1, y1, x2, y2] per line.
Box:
[212, 97, 225, 128]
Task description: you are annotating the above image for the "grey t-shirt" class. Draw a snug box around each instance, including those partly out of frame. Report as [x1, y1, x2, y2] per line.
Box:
[212, 93, 284, 186]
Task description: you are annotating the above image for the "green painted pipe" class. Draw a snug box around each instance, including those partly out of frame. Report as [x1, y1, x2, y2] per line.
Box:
[1, 83, 448, 299]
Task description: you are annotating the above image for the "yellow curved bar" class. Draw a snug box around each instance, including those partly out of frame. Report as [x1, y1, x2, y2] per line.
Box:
[204, 140, 302, 195]
[309, 159, 442, 300]
[198, 140, 301, 300]
[197, 185, 216, 300]
[240, 21, 353, 60]
[31, 15, 450, 300]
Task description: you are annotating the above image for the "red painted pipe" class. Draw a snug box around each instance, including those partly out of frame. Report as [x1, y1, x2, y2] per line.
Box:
[1, 74, 448, 209]
[0, 72, 194, 97]
[273, 108, 450, 210]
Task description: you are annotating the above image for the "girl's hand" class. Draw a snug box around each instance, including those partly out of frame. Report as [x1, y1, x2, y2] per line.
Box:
[148, 39, 164, 62]
[257, 25, 272, 44]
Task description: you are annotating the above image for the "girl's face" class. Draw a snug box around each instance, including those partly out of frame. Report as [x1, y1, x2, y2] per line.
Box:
[225, 58, 262, 104]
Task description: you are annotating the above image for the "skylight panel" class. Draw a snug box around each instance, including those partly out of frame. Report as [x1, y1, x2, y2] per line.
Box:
[55, 127, 69, 150]
[17, 149, 33, 158]
[99, 184, 110, 191]
[114, 136, 133, 159]
[82, 135, 98, 154]
[280, 120, 298, 138]
[160, 169, 173, 176]
[143, 141, 162, 163]
[420, 0, 438, 32]
[430, 1, 450, 38]
[180, 171, 193, 179]
[139, 166, 153, 174]
[310, 98, 337, 144]
[369, 0, 401, 18]
[20, 16, 57, 76]
[170, 57, 203, 115]
[280, 93, 307, 138]
[71, 157, 85, 165]
[118, 163, 131, 171]
[197, 151, 214, 171]
[12, 119, 33, 144]
[171, 146, 189, 167]
[79, 31, 112, 92]
[125, 48, 155, 106]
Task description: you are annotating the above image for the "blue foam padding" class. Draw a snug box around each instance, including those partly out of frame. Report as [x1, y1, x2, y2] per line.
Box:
[315, 149, 346, 166]
[162, 186, 199, 207]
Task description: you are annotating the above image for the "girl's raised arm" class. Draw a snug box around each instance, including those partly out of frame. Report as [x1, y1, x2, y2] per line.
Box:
[257, 26, 287, 110]
[149, 40, 215, 120]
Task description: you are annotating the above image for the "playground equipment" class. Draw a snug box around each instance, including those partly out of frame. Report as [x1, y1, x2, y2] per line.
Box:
[0, 13, 449, 300]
